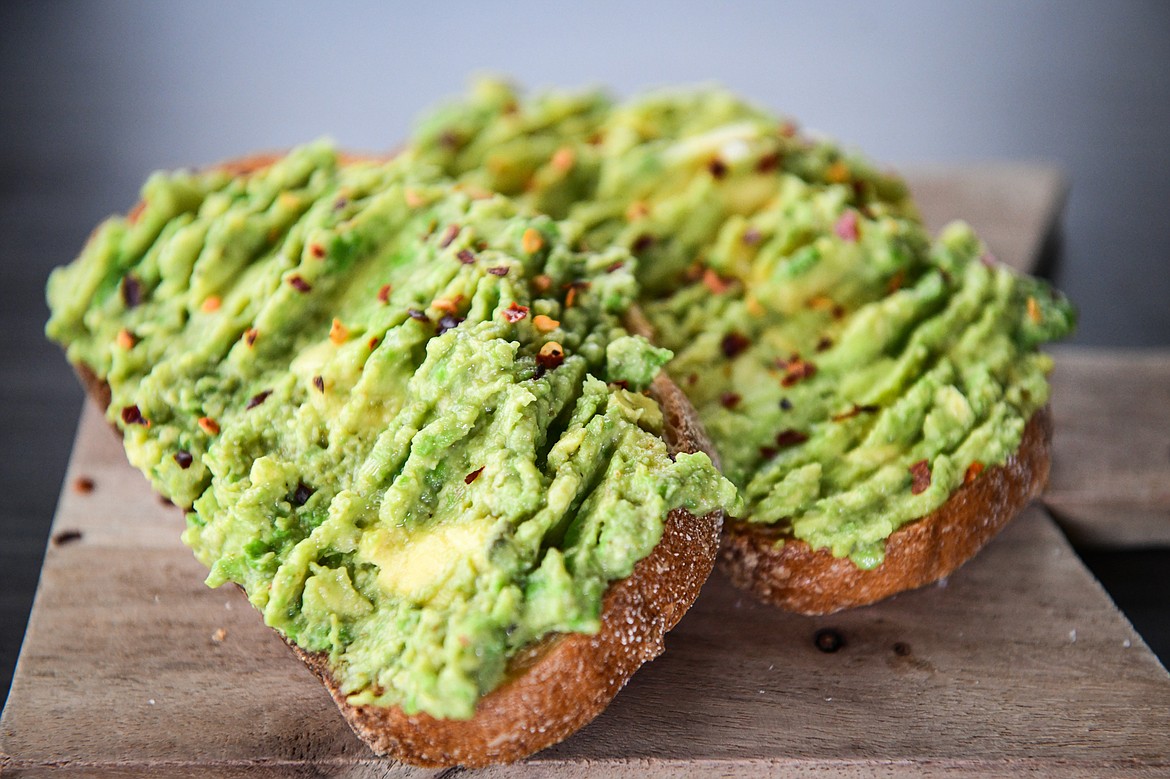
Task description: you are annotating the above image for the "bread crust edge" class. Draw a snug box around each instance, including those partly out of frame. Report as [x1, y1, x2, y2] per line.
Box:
[718, 407, 1053, 615]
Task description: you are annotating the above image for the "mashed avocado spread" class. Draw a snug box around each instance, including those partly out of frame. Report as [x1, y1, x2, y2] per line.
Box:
[45, 143, 737, 719]
[408, 80, 1075, 569]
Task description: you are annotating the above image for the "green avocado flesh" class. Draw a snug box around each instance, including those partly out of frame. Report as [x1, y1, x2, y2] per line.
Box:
[407, 79, 1076, 570]
[45, 143, 737, 719]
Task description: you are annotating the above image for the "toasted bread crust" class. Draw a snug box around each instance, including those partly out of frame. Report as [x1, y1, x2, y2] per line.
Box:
[68, 156, 724, 766]
[719, 408, 1052, 615]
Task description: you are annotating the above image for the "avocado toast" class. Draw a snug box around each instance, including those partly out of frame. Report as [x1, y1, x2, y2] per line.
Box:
[45, 146, 737, 765]
[407, 80, 1076, 614]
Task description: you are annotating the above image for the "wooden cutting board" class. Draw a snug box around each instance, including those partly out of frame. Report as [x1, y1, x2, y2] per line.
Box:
[5, 166, 1169, 776]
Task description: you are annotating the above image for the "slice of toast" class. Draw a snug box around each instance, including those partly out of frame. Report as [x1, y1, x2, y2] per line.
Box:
[719, 408, 1052, 615]
[55, 153, 727, 766]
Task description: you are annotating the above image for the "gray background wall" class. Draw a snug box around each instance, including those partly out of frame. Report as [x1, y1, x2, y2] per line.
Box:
[3, 1, 1169, 701]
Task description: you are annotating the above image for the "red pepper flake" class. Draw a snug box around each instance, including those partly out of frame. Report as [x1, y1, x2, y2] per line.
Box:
[816, 336, 834, 353]
[532, 274, 553, 294]
[687, 373, 699, 386]
[243, 328, 258, 347]
[721, 332, 751, 359]
[779, 354, 817, 386]
[759, 446, 778, 460]
[1027, 296, 1042, 324]
[437, 313, 465, 334]
[197, 416, 220, 436]
[521, 227, 544, 254]
[368, 336, 380, 350]
[551, 147, 576, 172]
[742, 228, 763, 246]
[432, 296, 463, 314]
[887, 269, 906, 294]
[719, 392, 742, 409]
[121, 405, 147, 426]
[457, 249, 477, 264]
[708, 158, 728, 179]
[439, 224, 461, 248]
[73, 476, 95, 494]
[756, 151, 781, 173]
[329, 318, 349, 344]
[775, 429, 809, 448]
[313, 375, 325, 393]
[631, 234, 655, 253]
[488, 266, 510, 276]
[501, 302, 529, 323]
[407, 308, 431, 324]
[174, 450, 193, 469]
[702, 268, 733, 295]
[831, 404, 879, 422]
[288, 275, 312, 293]
[333, 196, 349, 211]
[292, 482, 314, 506]
[537, 341, 565, 370]
[832, 304, 847, 321]
[834, 210, 860, 242]
[246, 390, 272, 410]
[909, 459, 932, 495]
[606, 260, 626, 273]
[121, 275, 142, 308]
[201, 296, 222, 313]
[127, 200, 147, 224]
[377, 284, 392, 304]
[116, 328, 138, 350]
[308, 243, 326, 259]
[964, 461, 985, 484]
[464, 466, 485, 485]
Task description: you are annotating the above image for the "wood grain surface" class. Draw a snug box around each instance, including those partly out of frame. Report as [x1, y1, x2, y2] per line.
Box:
[2, 403, 1168, 776]
[1045, 346, 1170, 548]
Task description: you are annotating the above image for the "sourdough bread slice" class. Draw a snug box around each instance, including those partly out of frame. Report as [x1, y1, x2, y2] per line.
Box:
[719, 408, 1052, 615]
[61, 154, 726, 766]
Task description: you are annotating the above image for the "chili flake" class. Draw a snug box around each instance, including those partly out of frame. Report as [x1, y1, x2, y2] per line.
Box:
[437, 314, 464, 334]
[121, 275, 142, 308]
[502, 302, 529, 323]
[521, 227, 544, 254]
[243, 328, 258, 347]
[831, 404, 879, 422]
[887, 269, 906, 294]
[759, 446, 778, 460]
[174, 451, 193, 469]
[702, 268, 733, 294]
[721, 332, 751, 359]
[198, 416, 220, 436]
[551, 147, 576, 172]
[439, 224, 461, 248]
[537, 341, 565, 370]
[631, 233, 655, 253]
[457, 249, 477, 264]
[377, 284, 392, 304]
[121, 405, 147, 426]
[909, 459, 932, 495]
[368, 336, 380, 350]
[308, 243, 326, 259]
[779, 355, 817, 386]
[719, 392, 742, 409]
[201, 296, 221, 313]
[407, 309, 431, 324]
[606, 260, 625, 273]
[834, 210, 860, 242]
[1027, 296, 1042, 324]
[743, 227, 763, 246]
[964, 461, 985, 484]
[292, 482, 314, 506]
[465, 466, 486, 485]
[816, 336, 834, 353]
[775, 429, 809, 448]
[246, 390, 272, 410]
[288, 275, 312, 293]
[116, 328, 138, 350]
[756, 151, 781, 173]
[488, 266, 510, 276]
[533, 314, 560, 333]
[532, 274, 553, 293]
[313, 375, 325, 393]
[329, 318, 349, 344]
[708, 158, 729, 179]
